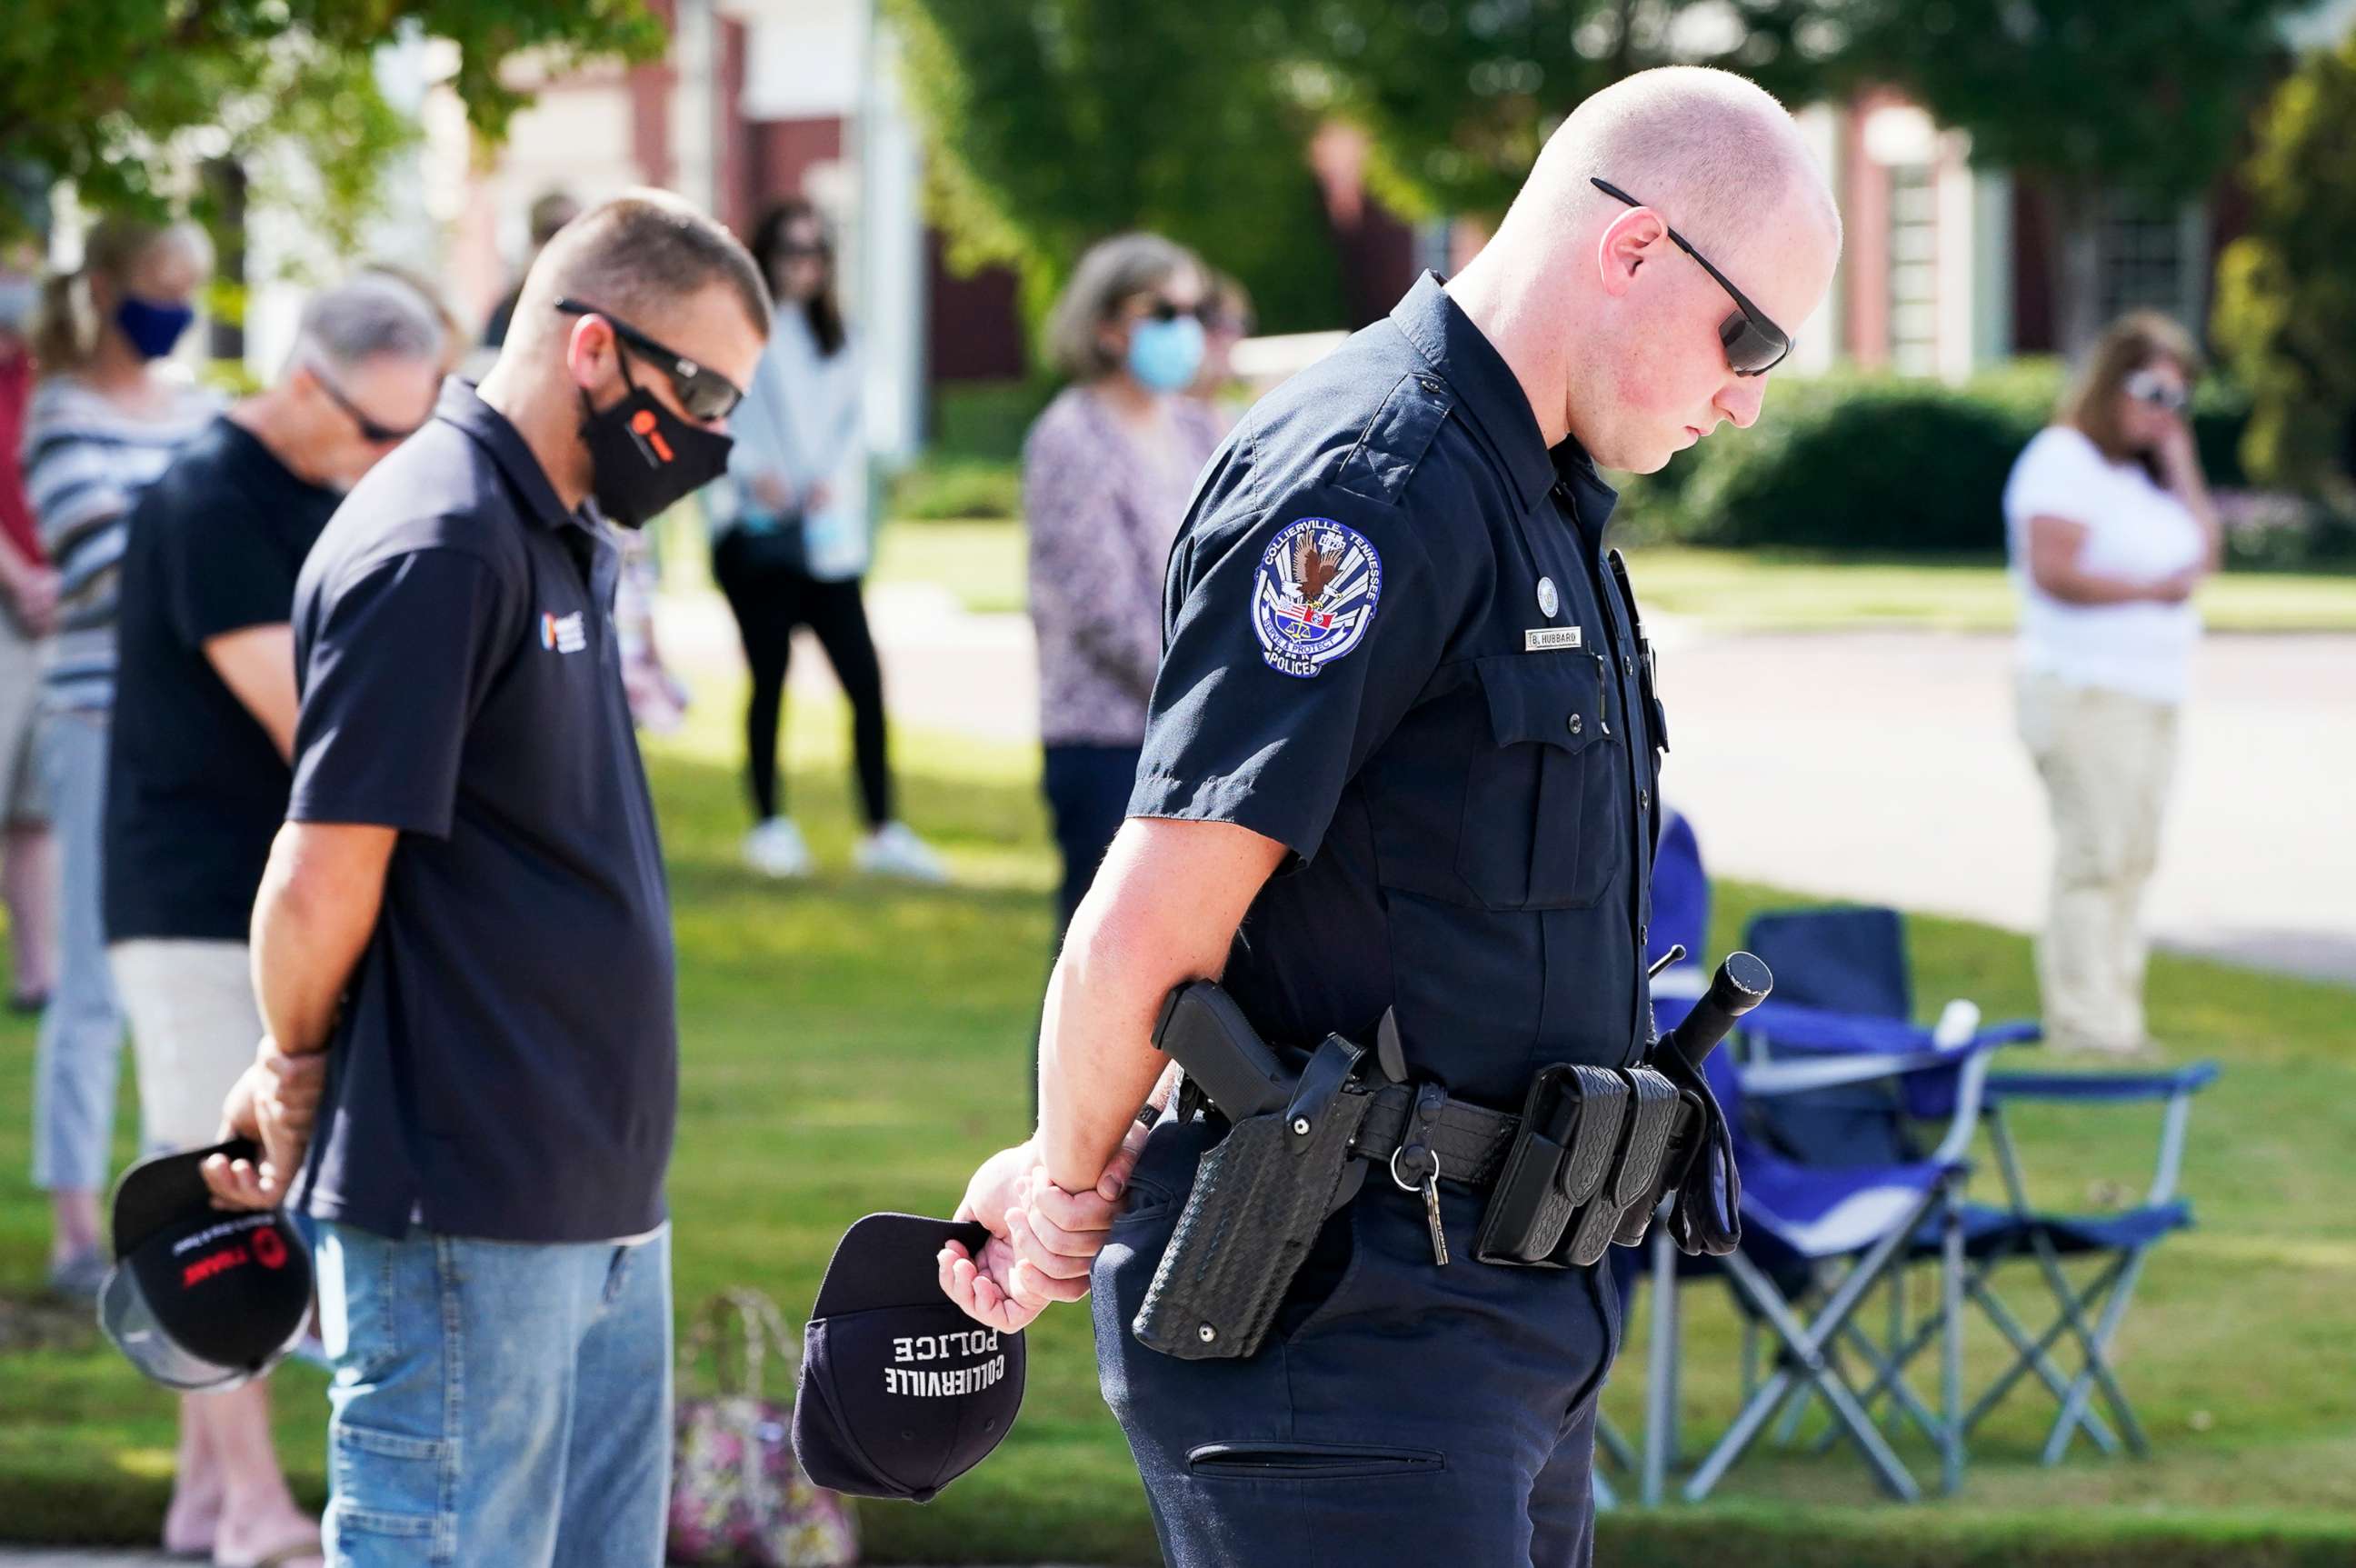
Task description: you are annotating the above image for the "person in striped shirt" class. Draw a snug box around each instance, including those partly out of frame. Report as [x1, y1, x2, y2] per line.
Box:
[22, 215, 215, 1313]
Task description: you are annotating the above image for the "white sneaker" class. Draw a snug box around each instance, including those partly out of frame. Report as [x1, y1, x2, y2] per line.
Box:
[856, 821, 948, 883]
[744, 817, 813, 878]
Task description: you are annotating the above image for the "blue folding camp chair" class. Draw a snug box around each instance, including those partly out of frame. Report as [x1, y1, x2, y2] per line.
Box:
[1733, 904, 2215, 1470]
[1645, 990, 1998, 1502]
[1854, 1064, 2220, 1465]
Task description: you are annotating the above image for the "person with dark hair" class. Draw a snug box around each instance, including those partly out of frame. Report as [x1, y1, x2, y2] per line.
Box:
[706, 198, 943, 881]
[201, 191, 767, 1567]
[21, 215, 215, 1304]
[480, 187, 582, 351]
[2006, 310, 2220, 1055]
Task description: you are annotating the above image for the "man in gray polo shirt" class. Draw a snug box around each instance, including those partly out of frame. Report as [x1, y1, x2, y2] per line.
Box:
[205, 192, 767, 1567]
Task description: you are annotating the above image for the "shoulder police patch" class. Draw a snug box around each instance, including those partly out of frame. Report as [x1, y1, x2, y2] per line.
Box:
[1252, 517, 1382, 678]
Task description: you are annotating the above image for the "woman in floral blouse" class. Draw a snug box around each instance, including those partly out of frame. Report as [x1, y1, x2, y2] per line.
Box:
[1023, 234, 1225, 950]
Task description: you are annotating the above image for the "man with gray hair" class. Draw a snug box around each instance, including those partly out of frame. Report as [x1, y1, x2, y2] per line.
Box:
[101, 270, 443, 1568]
[202, 191, 766, 1567]
[937, 66, 1841, 1565]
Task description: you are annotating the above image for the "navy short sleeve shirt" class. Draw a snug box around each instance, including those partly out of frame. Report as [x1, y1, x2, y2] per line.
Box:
[286, 379, 677, 1242]
[1130, 275, 1670, 1109]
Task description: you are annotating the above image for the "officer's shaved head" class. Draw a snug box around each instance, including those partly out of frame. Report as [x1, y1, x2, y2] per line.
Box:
[1511, 66, 1840, 272]
[1450, 66, 1842, 475]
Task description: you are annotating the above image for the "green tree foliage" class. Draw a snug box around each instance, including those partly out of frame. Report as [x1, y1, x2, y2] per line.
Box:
[0, 0, 666, 249]
[1816, 0, 2294, 348]
[890, 0, 1343, 341]
[1288, 0, 1830, 222]
[2212, 27, 2356, 499]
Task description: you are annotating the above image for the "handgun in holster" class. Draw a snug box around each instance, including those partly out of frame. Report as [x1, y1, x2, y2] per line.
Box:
[1129, 954, 1766, 1363]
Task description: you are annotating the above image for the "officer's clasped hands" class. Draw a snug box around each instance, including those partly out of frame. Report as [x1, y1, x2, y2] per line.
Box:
[938, 1121, 1151, 1333]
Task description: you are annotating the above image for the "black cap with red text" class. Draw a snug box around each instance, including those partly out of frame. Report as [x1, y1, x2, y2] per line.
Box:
[99, 1139, 312, 1392]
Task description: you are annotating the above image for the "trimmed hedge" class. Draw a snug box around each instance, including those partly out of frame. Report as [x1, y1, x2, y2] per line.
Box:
[1615, 362, 2277, 557]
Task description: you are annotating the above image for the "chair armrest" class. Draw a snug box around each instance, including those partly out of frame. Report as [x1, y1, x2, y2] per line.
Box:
[1983, 1063, 2221, 1104]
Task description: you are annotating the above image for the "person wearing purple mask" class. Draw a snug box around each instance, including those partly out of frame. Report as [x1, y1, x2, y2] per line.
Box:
[21, 215, 216, 1314]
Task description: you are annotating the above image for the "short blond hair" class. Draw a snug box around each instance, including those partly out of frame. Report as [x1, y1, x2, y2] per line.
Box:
[1043, 233, 1203, 382]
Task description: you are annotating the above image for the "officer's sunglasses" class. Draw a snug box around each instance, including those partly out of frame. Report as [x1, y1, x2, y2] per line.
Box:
[309, 364, 424, 445]
[1590, 177, 1793, 376]
[554, 297, 746, 421]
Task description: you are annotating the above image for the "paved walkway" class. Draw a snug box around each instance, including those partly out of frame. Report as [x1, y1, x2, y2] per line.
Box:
[662, 589, 2356, 985]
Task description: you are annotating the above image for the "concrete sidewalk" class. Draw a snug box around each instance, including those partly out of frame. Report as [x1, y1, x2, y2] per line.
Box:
[660, 585, 2356, 986]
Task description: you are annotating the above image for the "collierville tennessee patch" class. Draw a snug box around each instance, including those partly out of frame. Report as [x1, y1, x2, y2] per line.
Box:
[1251, 517, 1382, 678]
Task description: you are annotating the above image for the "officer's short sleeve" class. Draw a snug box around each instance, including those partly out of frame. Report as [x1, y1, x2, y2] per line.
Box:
[1128, 488, 1449, 863]
[287, 548, 511, 839]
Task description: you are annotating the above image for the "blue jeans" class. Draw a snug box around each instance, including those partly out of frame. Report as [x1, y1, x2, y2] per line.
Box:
[30, 708, 126, 1193]
[315, 1222, 674, 1568]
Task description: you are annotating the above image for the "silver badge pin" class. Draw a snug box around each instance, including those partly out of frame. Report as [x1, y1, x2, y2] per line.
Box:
[1537, 577, 1560, 617]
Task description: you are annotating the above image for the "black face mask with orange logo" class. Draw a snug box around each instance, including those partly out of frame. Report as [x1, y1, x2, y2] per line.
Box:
[577, 353, 734, 529]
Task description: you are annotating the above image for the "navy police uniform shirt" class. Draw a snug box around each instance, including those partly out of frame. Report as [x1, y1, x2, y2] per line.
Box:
[285, 378, 677, 1243]
[1131, 273, 1667, 1111]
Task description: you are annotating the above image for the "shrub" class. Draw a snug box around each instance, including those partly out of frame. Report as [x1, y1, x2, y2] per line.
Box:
[887, 455, 1022, 523]
[1624, 365, 2255, 554]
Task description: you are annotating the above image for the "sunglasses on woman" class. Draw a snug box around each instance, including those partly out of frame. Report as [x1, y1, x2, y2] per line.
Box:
[2123, 370, 2191, 414]
[1590, 178, 1793, 376]
[1137, 297, 1205, 325]
[555, 297, 746, 422]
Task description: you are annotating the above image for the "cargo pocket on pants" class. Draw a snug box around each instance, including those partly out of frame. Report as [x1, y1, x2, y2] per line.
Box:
[328, 1421, 452, 1562]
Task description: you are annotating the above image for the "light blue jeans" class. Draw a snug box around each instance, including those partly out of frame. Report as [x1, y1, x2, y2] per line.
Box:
[29, 707, 126, 1193]
[315, 1222, 674, 1568]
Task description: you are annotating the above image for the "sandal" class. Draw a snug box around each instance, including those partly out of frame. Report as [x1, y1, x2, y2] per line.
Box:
[214, 1533, 324, 1568]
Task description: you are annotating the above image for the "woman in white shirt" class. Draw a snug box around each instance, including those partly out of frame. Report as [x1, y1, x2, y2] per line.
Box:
[707, 200, 942, 883]
[2003, 311, 2221, 1054]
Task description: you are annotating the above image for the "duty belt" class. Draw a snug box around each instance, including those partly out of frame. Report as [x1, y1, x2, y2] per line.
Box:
[1135, 960, 1762, 1362]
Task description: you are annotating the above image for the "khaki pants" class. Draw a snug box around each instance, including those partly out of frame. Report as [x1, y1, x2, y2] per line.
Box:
[109, 939, 263, 1154]
[2016, 672, 2180, 1052]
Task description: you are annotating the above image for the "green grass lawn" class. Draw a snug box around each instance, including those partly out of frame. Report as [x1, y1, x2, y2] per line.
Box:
[2, 683, 2352, 1564]
[867, 518, 2356, 635]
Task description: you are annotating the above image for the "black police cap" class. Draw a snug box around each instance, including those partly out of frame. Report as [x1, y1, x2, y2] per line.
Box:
[99, 1139, 312, 1392]
[793, 1213, 1026, 1503]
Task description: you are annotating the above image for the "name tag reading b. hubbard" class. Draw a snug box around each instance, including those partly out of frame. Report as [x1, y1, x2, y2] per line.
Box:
[1525, 626, 1583, 652]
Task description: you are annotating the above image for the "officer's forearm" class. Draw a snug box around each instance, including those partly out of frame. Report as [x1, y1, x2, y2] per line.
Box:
[1035, 817, 1287, 1193]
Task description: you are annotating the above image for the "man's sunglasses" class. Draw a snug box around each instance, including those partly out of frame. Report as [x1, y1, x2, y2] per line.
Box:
[310, 364, 424, 445]
[2123, 370, 2191, 414]
[555, 297, 745, 421]
[1591, 178, 1792, 376]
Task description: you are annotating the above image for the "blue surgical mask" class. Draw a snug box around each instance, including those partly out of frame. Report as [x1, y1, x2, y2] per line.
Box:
[115, 295, 195, 361]
[1126, 315, 1204, 394]
[0, 279, 35, 332]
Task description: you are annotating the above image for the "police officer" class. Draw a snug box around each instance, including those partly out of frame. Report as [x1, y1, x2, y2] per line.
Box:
[941, 67, 1842, 1564]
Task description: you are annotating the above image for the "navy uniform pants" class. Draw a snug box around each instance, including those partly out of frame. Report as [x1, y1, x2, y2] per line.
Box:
[1093, 1117, 1621, 1568]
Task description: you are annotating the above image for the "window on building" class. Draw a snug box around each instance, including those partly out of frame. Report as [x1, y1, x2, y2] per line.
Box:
[2098, 192, 2204, 330]
[1888, 163, 1939, 376]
